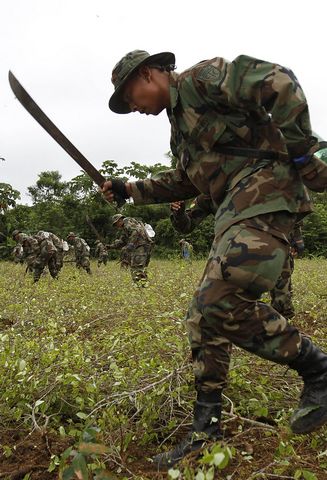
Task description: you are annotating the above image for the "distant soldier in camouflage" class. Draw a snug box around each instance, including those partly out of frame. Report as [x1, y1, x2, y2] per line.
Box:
[108, 214, 153, 284]
[67, 232, 91, 274]
[12, 229, 58, 282]
[12, 242, 23, 264]
[179, 239, 193, 261]
[12, 229, 38, 274]
[37, 231, 65, 276]
[33, 231, 58, 282]
[102, 50, 327, 466]
[94, 240, 108, 267]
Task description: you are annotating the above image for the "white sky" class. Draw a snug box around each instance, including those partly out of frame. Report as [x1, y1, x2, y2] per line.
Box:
[1, 0, 327, 204]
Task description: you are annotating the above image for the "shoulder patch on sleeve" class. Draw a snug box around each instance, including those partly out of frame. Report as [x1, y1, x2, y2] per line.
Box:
[196, 64, 222, 82]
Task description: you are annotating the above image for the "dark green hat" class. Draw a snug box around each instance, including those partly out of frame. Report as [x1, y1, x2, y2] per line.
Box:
[109, 50, 175, 114]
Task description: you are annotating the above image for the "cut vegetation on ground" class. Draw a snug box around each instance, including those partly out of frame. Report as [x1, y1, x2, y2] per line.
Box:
[0, 258, 326, 479]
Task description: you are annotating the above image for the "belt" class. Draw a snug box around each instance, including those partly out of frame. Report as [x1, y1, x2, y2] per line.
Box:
[213, 145, 289, 160]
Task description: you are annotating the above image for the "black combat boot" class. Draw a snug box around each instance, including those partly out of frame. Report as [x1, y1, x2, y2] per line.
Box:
[153, 391, 222, 470]
[289, 336, 327, 434]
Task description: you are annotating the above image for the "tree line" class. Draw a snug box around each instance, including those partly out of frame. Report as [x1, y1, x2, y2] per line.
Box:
[1, 158, 327, 259]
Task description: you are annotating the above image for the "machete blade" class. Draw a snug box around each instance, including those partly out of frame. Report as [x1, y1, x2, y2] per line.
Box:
[8, 71, 105, 187]
[8, 71, 126, 207]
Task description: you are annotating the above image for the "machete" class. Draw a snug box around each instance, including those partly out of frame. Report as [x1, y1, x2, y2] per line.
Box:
[8, 71, 125, 206]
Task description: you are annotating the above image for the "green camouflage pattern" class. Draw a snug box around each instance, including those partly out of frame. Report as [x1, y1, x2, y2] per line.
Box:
[171, 194, 214, 233]
[12, 243, 23, 264]
[172, 194, 299, 319]
[109, 217, 153, 283]
[16, 233, 39, 273]
[112, 53, 320, 395]
[185, 212, 302, 394]
[270, 221, 304, 319]
[94, 241, 108, 267]
[14, 232, 59, 281]
[38, 231, 65, 274]
[130, 54, 315, 237]
[68, 236, 91, 274]
[270, 253, 295, 319]
[33, 235, 58, 282]
[119, 245, 131, 269]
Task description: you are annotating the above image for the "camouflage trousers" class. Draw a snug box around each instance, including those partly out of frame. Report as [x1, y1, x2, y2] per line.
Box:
[56, 250, 64, 273]
[120, 247, 131, 269]
[270, 253, 295, 319]
[34, 254, 58, 282]
[185, 212, 302, 394]
[97, 253, 108, 267]
[24, 254, 36, 273]
[130, 245, 151, 283]
[76, 255, 91, 274]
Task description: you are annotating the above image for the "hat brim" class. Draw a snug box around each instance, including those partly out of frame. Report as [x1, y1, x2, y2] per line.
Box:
[108, 51, 175, 114]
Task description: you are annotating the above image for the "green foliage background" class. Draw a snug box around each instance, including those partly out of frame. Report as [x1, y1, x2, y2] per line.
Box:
[0, 159, 327, 259]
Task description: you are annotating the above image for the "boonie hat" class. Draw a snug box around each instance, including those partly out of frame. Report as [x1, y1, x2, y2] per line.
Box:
[112, 214, 125, 225]
[12, 229, 21, 239]
[109, 50, 175, 114]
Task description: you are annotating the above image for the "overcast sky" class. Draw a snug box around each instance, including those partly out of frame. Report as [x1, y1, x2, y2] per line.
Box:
[1, 0, 327, 204]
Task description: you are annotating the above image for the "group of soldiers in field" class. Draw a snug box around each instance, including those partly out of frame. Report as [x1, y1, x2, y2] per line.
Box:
[11, 202, 303, 314]
[12, 229, 66, 282]
[11, 213, 155, 285]
[12, 229, 91, 281]
[7, 47, 327, 466]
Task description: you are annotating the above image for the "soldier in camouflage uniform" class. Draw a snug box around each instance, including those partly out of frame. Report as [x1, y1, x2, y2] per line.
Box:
[33, 231, 58, 282]
[171, 197, 301, 320]
[179, 238, 193, 261]
[108, 214, 153, 284]
[102, 50, 327, 466]
[94, 240, 108, 267]
[67, 232, 91, 274]
[37, 231, 65, 276]
[12, 229, 38, 274]
[12, 230, 57, 282]
[119, 245, 131, 269]
[12, 242, 24, 264]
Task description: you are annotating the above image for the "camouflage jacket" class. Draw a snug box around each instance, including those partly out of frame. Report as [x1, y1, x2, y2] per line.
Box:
[110, 217, 152, 249]
[16, 233, 39, 257]
[129, 55, 314, 237]
[171, 194, 215, 233]
[37, 231, 63, 251]
[12, 243, 23, 259]
[95, 242, 108, 257]
[48, 232, 63, 251]
[36, 237, 57, 259]
[173, 194, 305, 252]
[71, 237, 90, 257]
